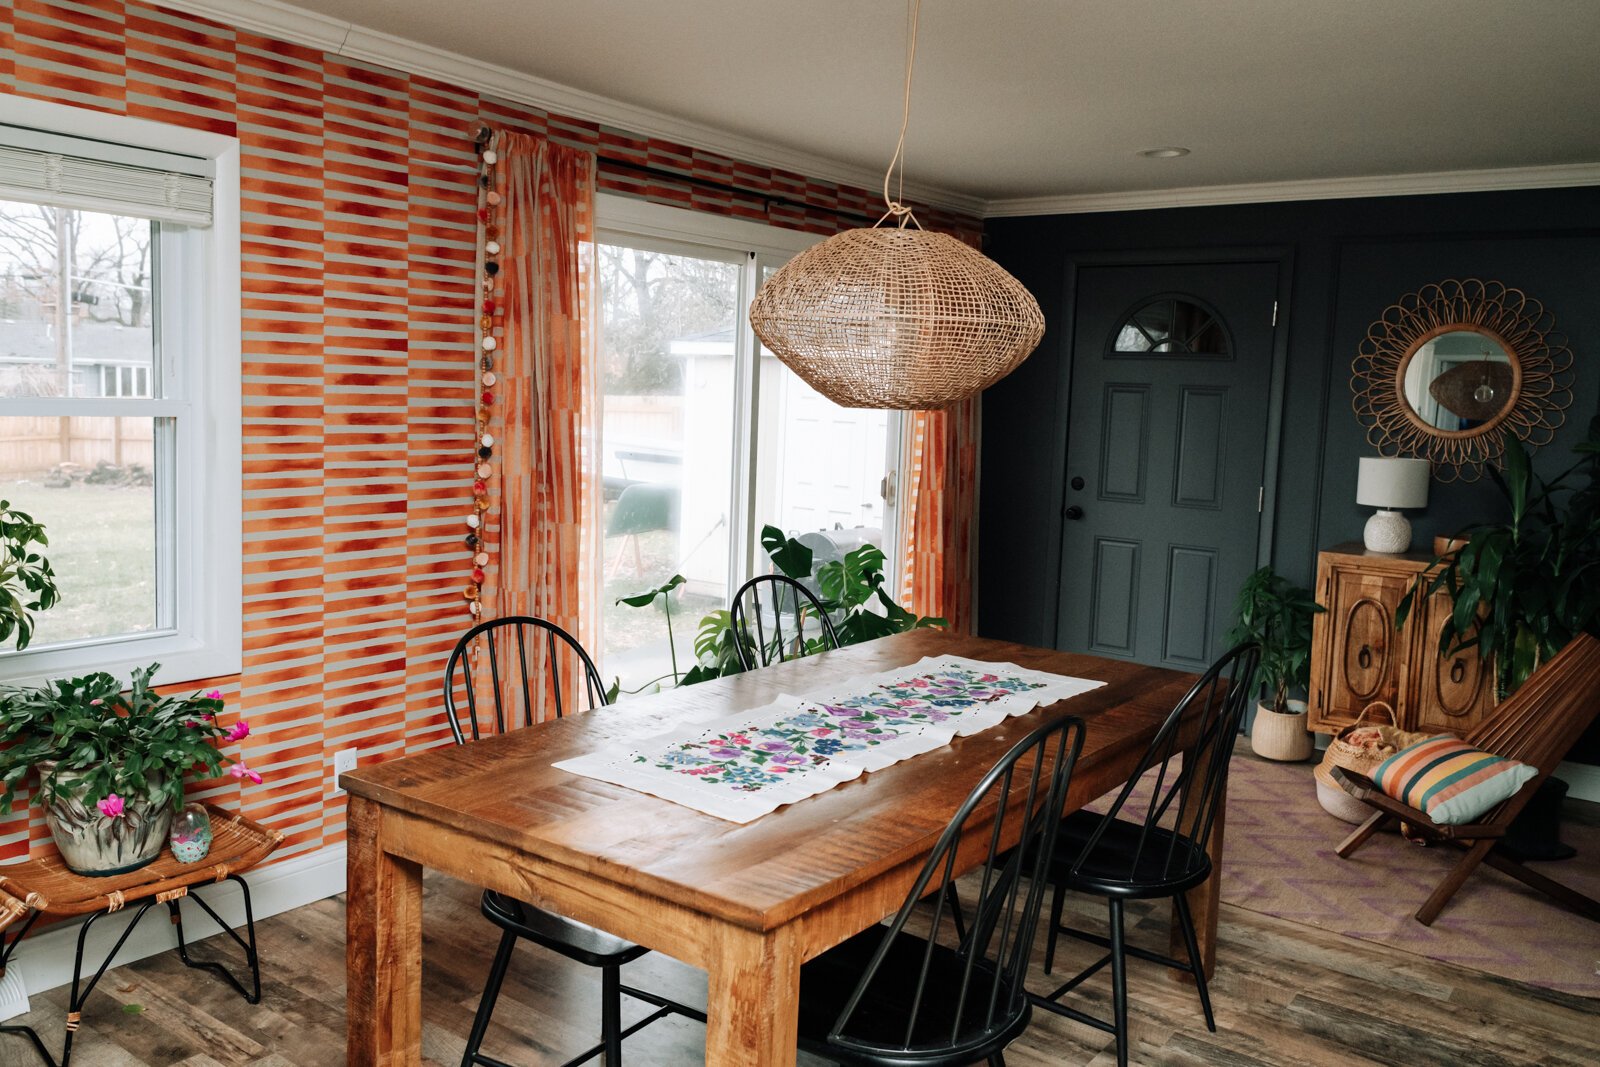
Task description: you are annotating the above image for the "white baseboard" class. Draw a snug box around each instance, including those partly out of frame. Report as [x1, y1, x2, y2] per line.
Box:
[8, 843, 346, 997]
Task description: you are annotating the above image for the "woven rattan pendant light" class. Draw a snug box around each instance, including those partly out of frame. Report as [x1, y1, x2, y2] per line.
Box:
[749, 0, 1044, 410]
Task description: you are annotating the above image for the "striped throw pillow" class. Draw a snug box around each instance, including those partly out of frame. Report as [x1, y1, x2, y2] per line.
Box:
[1371, 735, 1536, 826]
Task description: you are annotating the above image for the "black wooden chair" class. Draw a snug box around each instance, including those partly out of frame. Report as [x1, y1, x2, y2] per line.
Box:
[1029, 642, 1260, 1067]
[443, 616, 705, 1067]
[730, 573, 841, 671]
[796, 714, 1086, 1067]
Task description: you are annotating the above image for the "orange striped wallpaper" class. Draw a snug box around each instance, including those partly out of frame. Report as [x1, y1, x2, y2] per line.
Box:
[0, 0, 981, 866]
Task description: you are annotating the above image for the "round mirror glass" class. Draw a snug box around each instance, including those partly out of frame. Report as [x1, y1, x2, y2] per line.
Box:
[1401, 329, 1516, 432]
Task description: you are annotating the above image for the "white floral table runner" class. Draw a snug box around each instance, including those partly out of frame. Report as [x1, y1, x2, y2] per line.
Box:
[553, 655, 1106, 823]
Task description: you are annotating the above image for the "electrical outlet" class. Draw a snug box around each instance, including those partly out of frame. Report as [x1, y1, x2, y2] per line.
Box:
[333, 748, 358, 795]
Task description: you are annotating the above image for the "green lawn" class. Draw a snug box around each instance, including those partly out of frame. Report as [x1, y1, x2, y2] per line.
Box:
[3, 480, 156, 648]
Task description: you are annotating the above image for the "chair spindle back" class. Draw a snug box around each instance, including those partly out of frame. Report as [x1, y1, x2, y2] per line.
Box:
[1069, 643, 1260, 887]
[730, 573, 841, 670]
[829, 715, 1086, 1060]
[442, 616, 608, 744]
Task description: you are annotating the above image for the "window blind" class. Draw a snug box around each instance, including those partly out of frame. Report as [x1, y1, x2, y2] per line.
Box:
[0, 124, 214, 227]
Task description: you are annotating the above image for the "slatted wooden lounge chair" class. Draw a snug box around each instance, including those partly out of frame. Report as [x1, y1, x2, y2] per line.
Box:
[1331, 632, 1600, 926]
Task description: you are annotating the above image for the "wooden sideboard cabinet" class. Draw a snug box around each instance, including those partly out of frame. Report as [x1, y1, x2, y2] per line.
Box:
[1307, 543, 1496, 736]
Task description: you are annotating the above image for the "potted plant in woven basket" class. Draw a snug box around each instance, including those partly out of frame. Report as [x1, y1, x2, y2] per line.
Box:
[0, 664, 262, 876]
[1226, 566, 1324, 761]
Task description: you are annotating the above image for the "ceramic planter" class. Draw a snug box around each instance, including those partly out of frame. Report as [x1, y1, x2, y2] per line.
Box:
[36, 761, 173, 876]
[1249, 699, 1314, 762]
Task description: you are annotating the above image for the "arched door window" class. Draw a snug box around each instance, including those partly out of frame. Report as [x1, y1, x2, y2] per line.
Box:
[1111, 295, 1231, 357]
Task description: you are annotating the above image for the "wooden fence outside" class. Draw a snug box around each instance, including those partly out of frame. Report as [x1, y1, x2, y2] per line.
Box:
[0, 416, 153, 475]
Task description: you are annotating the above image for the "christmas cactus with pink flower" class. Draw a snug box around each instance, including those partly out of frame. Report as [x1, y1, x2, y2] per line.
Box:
[0, 663, 263, 875]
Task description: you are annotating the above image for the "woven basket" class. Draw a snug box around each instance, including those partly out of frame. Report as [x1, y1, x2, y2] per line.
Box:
[1314, 761, 1374, 823]
[1322, 701, 1421, 777]
[749, 228, 1045, 410]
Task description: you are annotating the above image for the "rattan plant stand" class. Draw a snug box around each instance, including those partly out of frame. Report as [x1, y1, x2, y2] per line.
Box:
[0, 804, 284, 1066]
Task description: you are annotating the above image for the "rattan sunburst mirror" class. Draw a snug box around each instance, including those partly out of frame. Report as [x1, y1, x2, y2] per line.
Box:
[1351, 278, 1574, 482]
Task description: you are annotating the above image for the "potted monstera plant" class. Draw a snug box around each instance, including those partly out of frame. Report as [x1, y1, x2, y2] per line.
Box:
[1227, 566, 1324, 761]
[0, 665, 262, 876]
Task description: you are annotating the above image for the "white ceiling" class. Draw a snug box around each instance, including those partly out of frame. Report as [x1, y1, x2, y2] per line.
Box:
[195, 0, 1600, 212]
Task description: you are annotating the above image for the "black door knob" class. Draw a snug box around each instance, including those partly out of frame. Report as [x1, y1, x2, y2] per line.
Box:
[1070, 476, 1085, 491]
[1064, 505, 1084, 520]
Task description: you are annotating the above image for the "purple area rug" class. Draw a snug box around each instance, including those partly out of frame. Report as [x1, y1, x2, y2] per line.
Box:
[1220, 753, 1600, 997]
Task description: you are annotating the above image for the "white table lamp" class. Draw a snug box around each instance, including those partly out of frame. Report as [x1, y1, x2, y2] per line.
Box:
[1356, 457, 1430, 553]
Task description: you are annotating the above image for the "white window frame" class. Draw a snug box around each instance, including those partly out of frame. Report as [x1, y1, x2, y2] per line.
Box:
[0, 95, 242, 688]
[594, 193, 904, 598]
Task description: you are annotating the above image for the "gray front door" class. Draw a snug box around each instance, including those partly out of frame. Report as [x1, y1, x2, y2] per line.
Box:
[1057, 262, 1279, 670]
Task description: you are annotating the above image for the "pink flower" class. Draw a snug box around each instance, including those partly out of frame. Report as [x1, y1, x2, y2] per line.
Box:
[228, 758, 264, 785]
[89, 698, 103, 707]
[97, 794, 125, 819]
[225, 720, 250, 742]
[205, 689, 223, 701]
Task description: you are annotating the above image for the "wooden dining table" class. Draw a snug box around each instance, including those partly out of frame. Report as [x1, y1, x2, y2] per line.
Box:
[343, 629, 1220, 1066]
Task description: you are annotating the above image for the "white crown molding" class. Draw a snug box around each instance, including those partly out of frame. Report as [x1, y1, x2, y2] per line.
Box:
[982, 162, 1600, 217]
[148, 0, 987, 219]
[140, 1, 1600, 222]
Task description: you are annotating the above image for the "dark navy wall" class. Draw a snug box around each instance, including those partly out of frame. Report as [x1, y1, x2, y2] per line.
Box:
[979, 186, 1600, 651]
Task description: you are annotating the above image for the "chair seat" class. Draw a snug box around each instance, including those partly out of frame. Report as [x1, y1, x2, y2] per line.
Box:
[1049, 810, 1212, 899]
[481, 891, 649, 968]
[797, 925, 1029, 1066]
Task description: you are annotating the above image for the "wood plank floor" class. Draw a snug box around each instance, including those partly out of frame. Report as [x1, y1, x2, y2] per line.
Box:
[4, 863, 1596, 1067]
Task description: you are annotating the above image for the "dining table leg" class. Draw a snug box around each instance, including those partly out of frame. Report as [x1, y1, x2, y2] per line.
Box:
[347, 795, 425, 1066]
[704, 921, 801, 1066]
[1169, 778, 1225, 982]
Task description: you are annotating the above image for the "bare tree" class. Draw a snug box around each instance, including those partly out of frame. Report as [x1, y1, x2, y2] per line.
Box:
[599, 245, 738, 395]
[0, 202, 152, 328]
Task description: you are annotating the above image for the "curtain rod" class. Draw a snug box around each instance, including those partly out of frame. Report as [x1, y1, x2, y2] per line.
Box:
[471, 126, 882, 228]
[595, 155, 881, 227]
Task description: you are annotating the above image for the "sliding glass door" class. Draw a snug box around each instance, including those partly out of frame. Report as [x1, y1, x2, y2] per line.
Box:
[597, 239, 742, 692]
[595, 203, 901, 694]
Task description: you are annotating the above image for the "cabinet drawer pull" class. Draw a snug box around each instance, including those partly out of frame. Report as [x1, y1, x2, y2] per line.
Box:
[1357, 645, 1372, 670]
[1450, 658, 1466, 684]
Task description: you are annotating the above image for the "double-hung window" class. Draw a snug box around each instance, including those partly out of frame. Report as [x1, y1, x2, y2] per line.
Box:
[0, 101, 241, 686]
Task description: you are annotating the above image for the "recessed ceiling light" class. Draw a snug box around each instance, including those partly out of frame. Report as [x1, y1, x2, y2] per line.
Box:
[1139, 147, 1190, 159]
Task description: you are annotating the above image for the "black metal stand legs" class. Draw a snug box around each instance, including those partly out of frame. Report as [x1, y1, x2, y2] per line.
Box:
[0, 875, 262, 1067]
[459, 938, 708, 1067]
[1028, 884, 1215, 1067]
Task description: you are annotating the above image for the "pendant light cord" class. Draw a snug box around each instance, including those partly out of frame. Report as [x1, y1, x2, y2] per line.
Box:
[879, 0, 922, 230]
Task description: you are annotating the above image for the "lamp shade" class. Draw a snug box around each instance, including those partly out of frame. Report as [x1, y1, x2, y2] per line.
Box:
[748, 228, 1045, 409]
[1356, 456, 1430, 509]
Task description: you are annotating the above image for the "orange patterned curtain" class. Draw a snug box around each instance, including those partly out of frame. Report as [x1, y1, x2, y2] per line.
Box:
[898, 396, 979, 633]
[484, 133, 600, 694]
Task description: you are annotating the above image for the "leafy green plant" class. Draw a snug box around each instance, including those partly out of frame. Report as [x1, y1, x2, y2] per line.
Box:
[1225, 567, 1323, 714]
[1398, 419, 1600, 696]
[0, 664, 261, 815]
[0, 500, 60, 651]
[615, 524, 946, 689]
